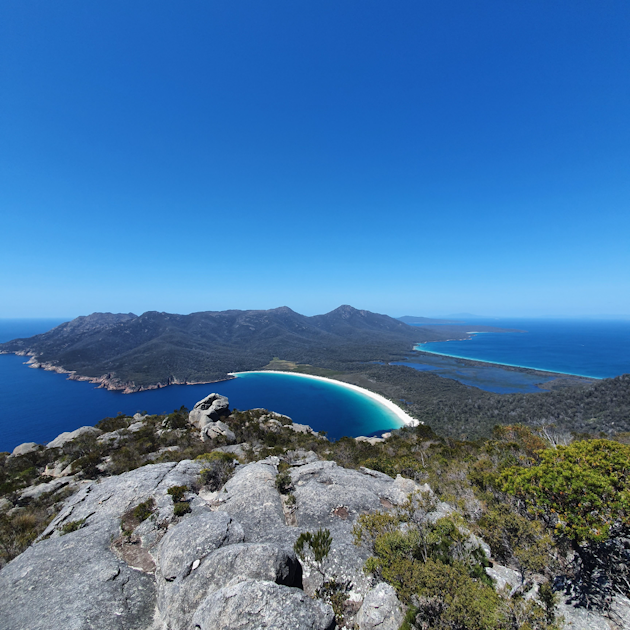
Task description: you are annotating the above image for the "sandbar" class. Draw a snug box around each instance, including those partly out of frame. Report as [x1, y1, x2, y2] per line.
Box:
[228, 370, 420, 428]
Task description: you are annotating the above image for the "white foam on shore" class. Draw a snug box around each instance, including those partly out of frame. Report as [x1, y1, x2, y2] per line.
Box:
[228, 370, 420, 428]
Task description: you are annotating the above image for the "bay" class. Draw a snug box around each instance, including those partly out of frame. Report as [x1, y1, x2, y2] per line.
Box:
[412, 318, 630, 380]
[0, 319, 404, 452]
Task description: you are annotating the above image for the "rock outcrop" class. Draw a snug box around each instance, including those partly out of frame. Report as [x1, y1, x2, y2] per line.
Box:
[46, 425, 102, 448]
[188, 394, 235, 442]
[0, 444, 422, 630]
[9, 441, 40, 457]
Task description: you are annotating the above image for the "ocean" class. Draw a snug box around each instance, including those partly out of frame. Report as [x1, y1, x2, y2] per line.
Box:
[0, 320, 404, 451]
[413, 318, 630, 380]
[1, 317, 629, 451]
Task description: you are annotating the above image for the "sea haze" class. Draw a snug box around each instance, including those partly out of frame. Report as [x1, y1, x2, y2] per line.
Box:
[0, 320, 403, 451]
[411, 318, 630, 380]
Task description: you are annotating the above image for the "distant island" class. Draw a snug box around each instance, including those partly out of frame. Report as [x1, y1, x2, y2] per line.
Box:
[0, 305, 515, 393]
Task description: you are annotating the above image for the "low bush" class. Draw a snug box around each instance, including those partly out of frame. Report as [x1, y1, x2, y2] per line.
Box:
[59, 518, 86, 535]
[173, 502, 191, 517]
[275, 470, 293, 495]
[167, 485, 188, 503]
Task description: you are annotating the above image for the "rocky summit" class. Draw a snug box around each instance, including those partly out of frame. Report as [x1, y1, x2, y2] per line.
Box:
[1, 395, 629, 630]
[0, 451, 423, 629]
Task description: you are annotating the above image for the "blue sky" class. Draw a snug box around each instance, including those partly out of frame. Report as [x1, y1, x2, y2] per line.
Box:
[1, 1, 629, 318]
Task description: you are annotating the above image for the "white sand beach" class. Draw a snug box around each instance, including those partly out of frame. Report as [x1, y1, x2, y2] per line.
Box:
[228, 370, 420, 428]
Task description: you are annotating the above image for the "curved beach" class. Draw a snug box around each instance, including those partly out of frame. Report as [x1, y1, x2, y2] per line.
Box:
[228, 370, 420, 428]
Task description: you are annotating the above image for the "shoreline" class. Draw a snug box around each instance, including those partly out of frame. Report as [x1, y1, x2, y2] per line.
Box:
[413, 345, 602, 381]
[2, 352, 236, 394]
[229, 370, 420, 428]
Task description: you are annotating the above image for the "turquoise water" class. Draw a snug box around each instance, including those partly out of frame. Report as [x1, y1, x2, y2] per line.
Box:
[0, 320, 403, 451]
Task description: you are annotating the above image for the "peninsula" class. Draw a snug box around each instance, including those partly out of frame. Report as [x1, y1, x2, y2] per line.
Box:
[0, 305, 515, 393]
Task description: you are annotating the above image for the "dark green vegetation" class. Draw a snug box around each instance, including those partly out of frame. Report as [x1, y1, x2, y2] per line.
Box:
[1, 401, 628, 628]
[337, 365, 630, 439]
[0, 305, 513, 391]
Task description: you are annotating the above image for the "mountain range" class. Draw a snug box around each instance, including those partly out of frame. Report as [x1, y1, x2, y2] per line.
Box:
[0, 305, 502, 392]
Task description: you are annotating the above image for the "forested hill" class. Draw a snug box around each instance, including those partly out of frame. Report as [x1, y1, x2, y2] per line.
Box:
[0, 305, 504, 392]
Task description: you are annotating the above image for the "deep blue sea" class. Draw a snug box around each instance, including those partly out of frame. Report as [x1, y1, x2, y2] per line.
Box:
[0, 320, 403, 452]
[413, 319, 630, 380]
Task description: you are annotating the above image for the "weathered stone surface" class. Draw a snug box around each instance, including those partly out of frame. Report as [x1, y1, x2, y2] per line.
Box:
[0, 460, 204, 630]
[9, 441, 40, 457]
[201, 420, 236, 443]
[286, 449, 320, 466]
[214, 459, 287, 542]
[191, 580, 336, 630]
[556, 594, 630, 630]
[189, 393, 230, 429]
[213, 458, 426, 600]
[356, 582, 404, 630]
[157, 542, 301, 630]
[157, 511, 245, 581]
[46, 425, 102, 448]
[214, 443, 250, 459]
[43, 459, 73, 478]
[19, 474, 77, 500]
[289, 422, 325, 436]
[355, 436, 385, 445]
[485, 563, 521, 592]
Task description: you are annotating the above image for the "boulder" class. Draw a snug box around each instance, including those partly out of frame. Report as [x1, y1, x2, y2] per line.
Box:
[214, 458, 427, 599]
[356, 582, 404, 630]
[191, 580, 336, 630]
[214, 459, 287, 542]
[46, 425, 102, 449]
[157, 541, 302, 630]
[355, 436, 385, 445]
[200, 420, 236, 443]
[189, 394, 230, 429]
[157, 511, 245, 582]
[9, 441, 40, 457]
[43, 460, 73, 478]
[214, 443, 250, 459]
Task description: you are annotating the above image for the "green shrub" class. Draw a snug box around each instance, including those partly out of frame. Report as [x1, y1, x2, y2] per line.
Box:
[173, 502, 191, 517]
[294, 528, 332, 578]
[132, 498, 155, 523]
[59, 518, 86, 535]
[96, 414, 130, 433]
[198, 452, 238, 491]
[275, 470, 293, 495]
[167, 485, 188, 503]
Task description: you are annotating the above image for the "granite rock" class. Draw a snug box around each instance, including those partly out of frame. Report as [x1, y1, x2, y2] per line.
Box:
[157, 542, 302, 630]
[10, 441, 40, 457]
[191, 579, 336, 630]
[356, 582, 404, 630]
[189, 393, 230, 429]
[46, 425, 102, 449]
